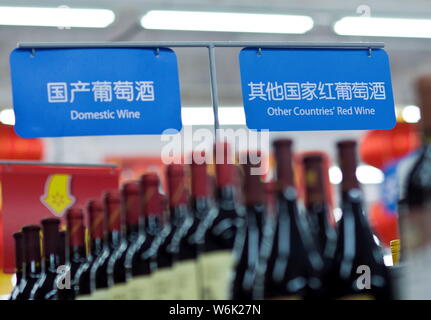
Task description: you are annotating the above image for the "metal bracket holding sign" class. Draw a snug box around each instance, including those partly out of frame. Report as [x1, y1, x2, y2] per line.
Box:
[13, 41, 391, 138]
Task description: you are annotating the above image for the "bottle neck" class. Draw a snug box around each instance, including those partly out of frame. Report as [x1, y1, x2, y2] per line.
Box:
[192, 196, 213, 220]
[90, 238, 104, 257]
[68, 245, 87, 264]
[107, 230, 122, 249]
[145, 214, 163, 239]
[24, 260, 41, 276]
[43, 253, 60, 273]
[125, 223, 140, 242]
[169, 204, 191, 227]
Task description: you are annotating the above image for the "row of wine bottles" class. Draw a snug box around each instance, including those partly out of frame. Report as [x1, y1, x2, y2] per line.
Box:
[9, 139, 393, 300]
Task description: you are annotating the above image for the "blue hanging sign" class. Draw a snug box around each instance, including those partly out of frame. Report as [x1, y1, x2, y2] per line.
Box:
[10, 47, 182, 137]
[239, 48, 396, 131]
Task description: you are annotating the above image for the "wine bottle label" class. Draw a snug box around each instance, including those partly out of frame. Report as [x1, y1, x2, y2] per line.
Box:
[127, 275, 151, 300]
[75, 294, 93, 300]
[106, 282, 129, 300]
[89, 288, 109, 300]
[199, 250, 233, 300]
[173, 260, 200, 300]
[151, 268, 174, 300]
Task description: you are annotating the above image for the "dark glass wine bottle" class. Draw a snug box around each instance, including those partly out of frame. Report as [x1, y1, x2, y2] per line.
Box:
[126, 173, 164, 300]
[330, 140, 392, 300]
[255, 139, 324, 300]
[169, 163, 200, 300]
[401, 76, 431, 299]
[230, 152, 265, 300]
[75, 200, 105, 298]
[150, 164, 189, 300]
[19, 225, 42, 300]
[303, 154, 337, 259]
[57, 207, 87, 300]
[107, 182, 140, 299]
[89, 190, 122, 300]
[191, 152, 217, 299]
[198, 142, 242, 300]
[30, 218, 61, 300]
[9, 232, 24, 300]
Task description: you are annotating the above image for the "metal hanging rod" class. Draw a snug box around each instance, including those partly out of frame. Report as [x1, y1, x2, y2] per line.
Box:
[18, 41, 385, 49]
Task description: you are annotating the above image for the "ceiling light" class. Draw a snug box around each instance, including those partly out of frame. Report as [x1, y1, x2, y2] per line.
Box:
[0, 6, 115, 28]
[402, 105, 421, 123]
[141, 10, 313, 34]
[334, 16, 431, 38]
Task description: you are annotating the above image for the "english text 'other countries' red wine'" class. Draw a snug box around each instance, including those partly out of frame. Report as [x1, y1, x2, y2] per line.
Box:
[9, 232, 23, 300]
[75, 200, 105, 298]
[89, 190, 122, 299]
[198, 142, 243, 300]
[30, 218, 61, 300]
[231, 152, 265, 300]
[302, 154, 337, 296]
[255, 139, 324, 300]
[57, 207, 87, 300]
[401, 76, 431, 299]
[107, 182, 140, 299]
[126, 173, 164, 300]
[19, 225, 42, 300]
[331, 140, 392, 300]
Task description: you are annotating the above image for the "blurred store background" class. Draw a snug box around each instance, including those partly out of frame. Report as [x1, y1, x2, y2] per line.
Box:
[0, 0, 429, 297]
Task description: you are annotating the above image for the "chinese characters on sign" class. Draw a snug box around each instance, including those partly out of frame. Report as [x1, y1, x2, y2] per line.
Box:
[47, 80, 155, 103]
[247, 81, 386, 101]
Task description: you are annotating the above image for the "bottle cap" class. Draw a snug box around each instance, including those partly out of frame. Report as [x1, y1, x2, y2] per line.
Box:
[140, 173, 163, 215]
[273, 138, 294, 190]
[40, 217, 60, 256]
[390, 239, 400, 265]
[66, 207, 85, 247]
[167, 164, 189, 207]
[22, 225, 41, 263]
[242, 151, 264, 206]
[87, 199, 104, 240]
[337, 140, 359, 192]
[121, 182, 140, 226]
[103, 190, 122, 232]
[191, 151, 210, 198]
[214, 142, 235, 187]
[303, 154, 326, 207]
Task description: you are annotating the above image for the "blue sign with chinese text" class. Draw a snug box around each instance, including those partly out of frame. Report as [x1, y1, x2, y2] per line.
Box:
[239, 48, 396, 131]
[10, 47, 182, 137]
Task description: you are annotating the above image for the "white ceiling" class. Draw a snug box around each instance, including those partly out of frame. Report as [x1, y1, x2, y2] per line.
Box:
[1, 0, 431, 109]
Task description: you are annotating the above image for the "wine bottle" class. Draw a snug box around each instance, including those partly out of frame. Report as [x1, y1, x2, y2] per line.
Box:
[170, 163, 201, 300]
[302, 154, 337, 297]
[150, 164, 189, 300]
[198, 142, 242, 300]
[330, 140, 392, 299]
[230, 152, 265, 300]
[75, 200, 105, 298]
[303, 154, 337, 260]
[30, 218, 61, 300]
[19, 225, 42, 300]
[57, 207, 87, 300]
[89, 190, 122, 300]
[126, 173, 164, 300]
[9, 232, 24, 300]
[402, 76, 431, 299]
[107, 182, 140, 299]
[255, 139, 324, 300]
